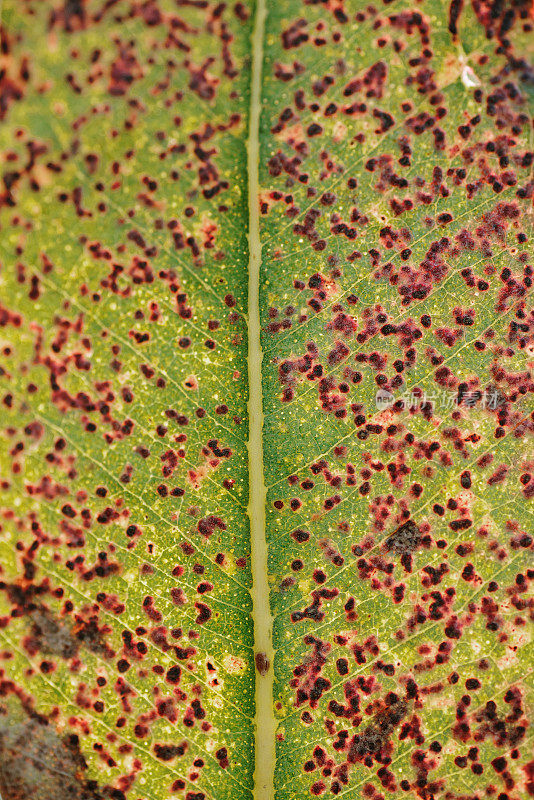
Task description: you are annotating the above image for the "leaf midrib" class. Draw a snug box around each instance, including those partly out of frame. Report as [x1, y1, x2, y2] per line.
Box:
[247, 1, 276, 799]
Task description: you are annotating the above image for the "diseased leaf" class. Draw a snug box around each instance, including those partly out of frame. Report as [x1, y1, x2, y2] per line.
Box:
[0, 2, 254, 799]
[0, 1, 533, 800]
[259, 2, 534, 798]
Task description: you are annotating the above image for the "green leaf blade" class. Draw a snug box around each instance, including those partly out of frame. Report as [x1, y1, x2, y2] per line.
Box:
[1, 1, 533, 798]
[260, 2, 533, 798]
[0, 2, 254, 799]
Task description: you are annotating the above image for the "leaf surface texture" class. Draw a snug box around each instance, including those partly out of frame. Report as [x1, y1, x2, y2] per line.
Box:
[0, 2, 532, 800]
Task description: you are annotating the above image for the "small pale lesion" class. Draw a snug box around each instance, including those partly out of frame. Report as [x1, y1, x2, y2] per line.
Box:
[223, 654, 246, 674]
[437, 48, 482, 91]
[460, 59, 482, 89]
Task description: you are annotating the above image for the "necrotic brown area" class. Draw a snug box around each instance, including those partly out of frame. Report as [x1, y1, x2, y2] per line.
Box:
[0, 702, 122, 800]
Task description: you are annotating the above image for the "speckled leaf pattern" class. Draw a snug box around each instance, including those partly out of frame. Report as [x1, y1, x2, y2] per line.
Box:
[260, 1, 533, 799]
[0, 2, 253, 800]
[0, 1, 533, 800]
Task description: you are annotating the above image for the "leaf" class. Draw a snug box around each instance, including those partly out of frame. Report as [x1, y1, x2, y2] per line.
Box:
[0, 2, 254, 800]
[0, 2, 533, 800]
[259, 1, 534, 798]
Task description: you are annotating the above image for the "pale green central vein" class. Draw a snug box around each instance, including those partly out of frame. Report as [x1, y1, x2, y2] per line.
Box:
[247, 0, 275, 798]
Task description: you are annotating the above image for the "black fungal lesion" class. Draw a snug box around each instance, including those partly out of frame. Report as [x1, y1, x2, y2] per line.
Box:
[385, 519, 421, 555]
[348, 697, 408, 765]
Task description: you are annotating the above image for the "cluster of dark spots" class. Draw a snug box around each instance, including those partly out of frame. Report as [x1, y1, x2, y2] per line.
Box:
[165, 664, 182, 685]
[0, 564, 45, 611]
[291, 586, 339, 624]
[454, 686, 528, 753]
[72, 615, 114, 658]
[153, 741, 187, 761]
[318, 538, 344, 567]
[291, 528, 310, 543]
[49, 1, 86, 33]
[291, 636, 331, 709]
[77, 551, 121, 581]
[471, 0, 533, 53]
[194, 602, 211, 624]
[0, 572, 112, 659]
[215, 746, 229, 769]
[107, 39, 143, 98]
[0, 27, 29, 123]
[197, 514, 226, 538]
[448, 0, 464, 36]
[280, 573, 296, 591]
[281, 18, 309, 50]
